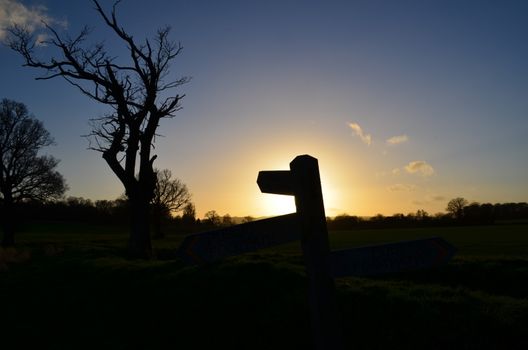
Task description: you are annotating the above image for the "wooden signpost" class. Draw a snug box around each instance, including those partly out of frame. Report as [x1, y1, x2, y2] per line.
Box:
[177, 154, 456, 350]
[178, 213, 300, 264]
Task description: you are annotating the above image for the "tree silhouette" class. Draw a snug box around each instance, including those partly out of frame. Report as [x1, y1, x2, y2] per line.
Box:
[152, 169, 191, 238]
[446, 197, 468, 220]
[0, 99, 67, 246]
[221, 214, 234, 227]
[8, 1, 189, 257]
[242, 216, 254, 223]
[204, 210, 220, 227]
[181, 202, 197, 225]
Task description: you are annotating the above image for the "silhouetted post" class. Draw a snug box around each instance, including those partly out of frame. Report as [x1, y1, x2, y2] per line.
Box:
[290, 155, 344, 350]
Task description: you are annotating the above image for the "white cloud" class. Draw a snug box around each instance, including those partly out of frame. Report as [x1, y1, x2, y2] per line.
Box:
[348, 122, 372, 146]
[0, 0, 64, 42]
[413, 194, 446, 206]
[404, 161, 435, 177]
[391, 168, 401, 175]
[387, 184, 416, 192]
[386, 134, 408, 145]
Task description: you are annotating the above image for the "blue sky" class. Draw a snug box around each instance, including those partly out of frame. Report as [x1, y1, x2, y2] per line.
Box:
[1, 0, 527, 217]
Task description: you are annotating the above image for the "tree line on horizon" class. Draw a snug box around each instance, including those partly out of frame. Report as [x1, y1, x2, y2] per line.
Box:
[328, 200, 528, 230]
[10, 194, 528, 230]
[11, 196, 248, 234]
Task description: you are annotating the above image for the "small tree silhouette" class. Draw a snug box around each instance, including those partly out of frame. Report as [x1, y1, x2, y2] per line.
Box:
[221, 214, 234, 227]
[204, 210, 220, 227]
[181, 203, 197, 225]
[446, 197, 468, 220]
[152, 169, 191, 238]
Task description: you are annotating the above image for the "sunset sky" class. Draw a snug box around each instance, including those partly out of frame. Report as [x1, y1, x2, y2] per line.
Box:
[1, 0, 527, 218]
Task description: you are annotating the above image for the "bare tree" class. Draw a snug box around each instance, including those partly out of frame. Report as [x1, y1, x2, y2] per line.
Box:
[0, 99, 67, 246]
[446, 197, 468, 220]
[152, 168, 191, 238]
[8, 1, 189, 257]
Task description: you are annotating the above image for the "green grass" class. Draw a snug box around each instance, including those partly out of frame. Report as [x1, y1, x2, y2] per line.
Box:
[1, 222, 528, 349]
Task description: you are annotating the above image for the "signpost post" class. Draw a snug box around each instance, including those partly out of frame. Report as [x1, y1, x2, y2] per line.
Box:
[287, 155, 344, 350]
[177, 154, 456, 350]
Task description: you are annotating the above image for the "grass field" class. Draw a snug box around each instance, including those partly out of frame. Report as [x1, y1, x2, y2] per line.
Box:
[1, 222, 527, 349]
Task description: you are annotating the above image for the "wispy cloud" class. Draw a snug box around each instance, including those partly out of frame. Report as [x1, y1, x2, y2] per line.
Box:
[412, 195, 446, 206]
[387, 184, 416, 192]
[404, 161, 435, 177]
[386, 134, 408, 145]
[348, 122, 371, 146]
[0, 0, 65, 42]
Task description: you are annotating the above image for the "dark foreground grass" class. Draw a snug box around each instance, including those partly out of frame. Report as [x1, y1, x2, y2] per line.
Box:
[1, 222, 528, 349]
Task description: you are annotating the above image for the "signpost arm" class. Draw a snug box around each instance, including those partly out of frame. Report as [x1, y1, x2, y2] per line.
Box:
[290, 155, 344, 350]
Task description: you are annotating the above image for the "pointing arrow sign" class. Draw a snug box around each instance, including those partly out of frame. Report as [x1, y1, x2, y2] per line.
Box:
[257, 170, 295, 195]
[330, 237, 456, 278]
[177, 213, 300, 265]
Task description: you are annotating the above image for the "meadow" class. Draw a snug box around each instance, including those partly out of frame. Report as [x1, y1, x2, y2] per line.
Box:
[1, 222, 527, 349]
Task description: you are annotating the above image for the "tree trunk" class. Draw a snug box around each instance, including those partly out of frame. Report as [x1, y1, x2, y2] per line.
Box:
[1, 198, 16, 247]
[128, 197, 152, 259]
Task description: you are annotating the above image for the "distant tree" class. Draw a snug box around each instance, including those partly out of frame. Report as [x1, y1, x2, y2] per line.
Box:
[328, 214, 360, 230]
[0, 99, 67, 246]
[242, 216, 254, 223]
[181, 202, 196, 225]
[152, 169, 191, 238]
[371, 214, 385, 223]
[66, 196, 93, 208]
[446, 197, 468, 220]
[221, 214, 234, 227]
[415, 209, 430, 221]
[64, 196, 96, 221]
[8, 0, 189, 258]
[494, 202, 528, 221]
[94, 199, 114, 214]
[463, 202, 495, 224]
[204, 210, 220, 227]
